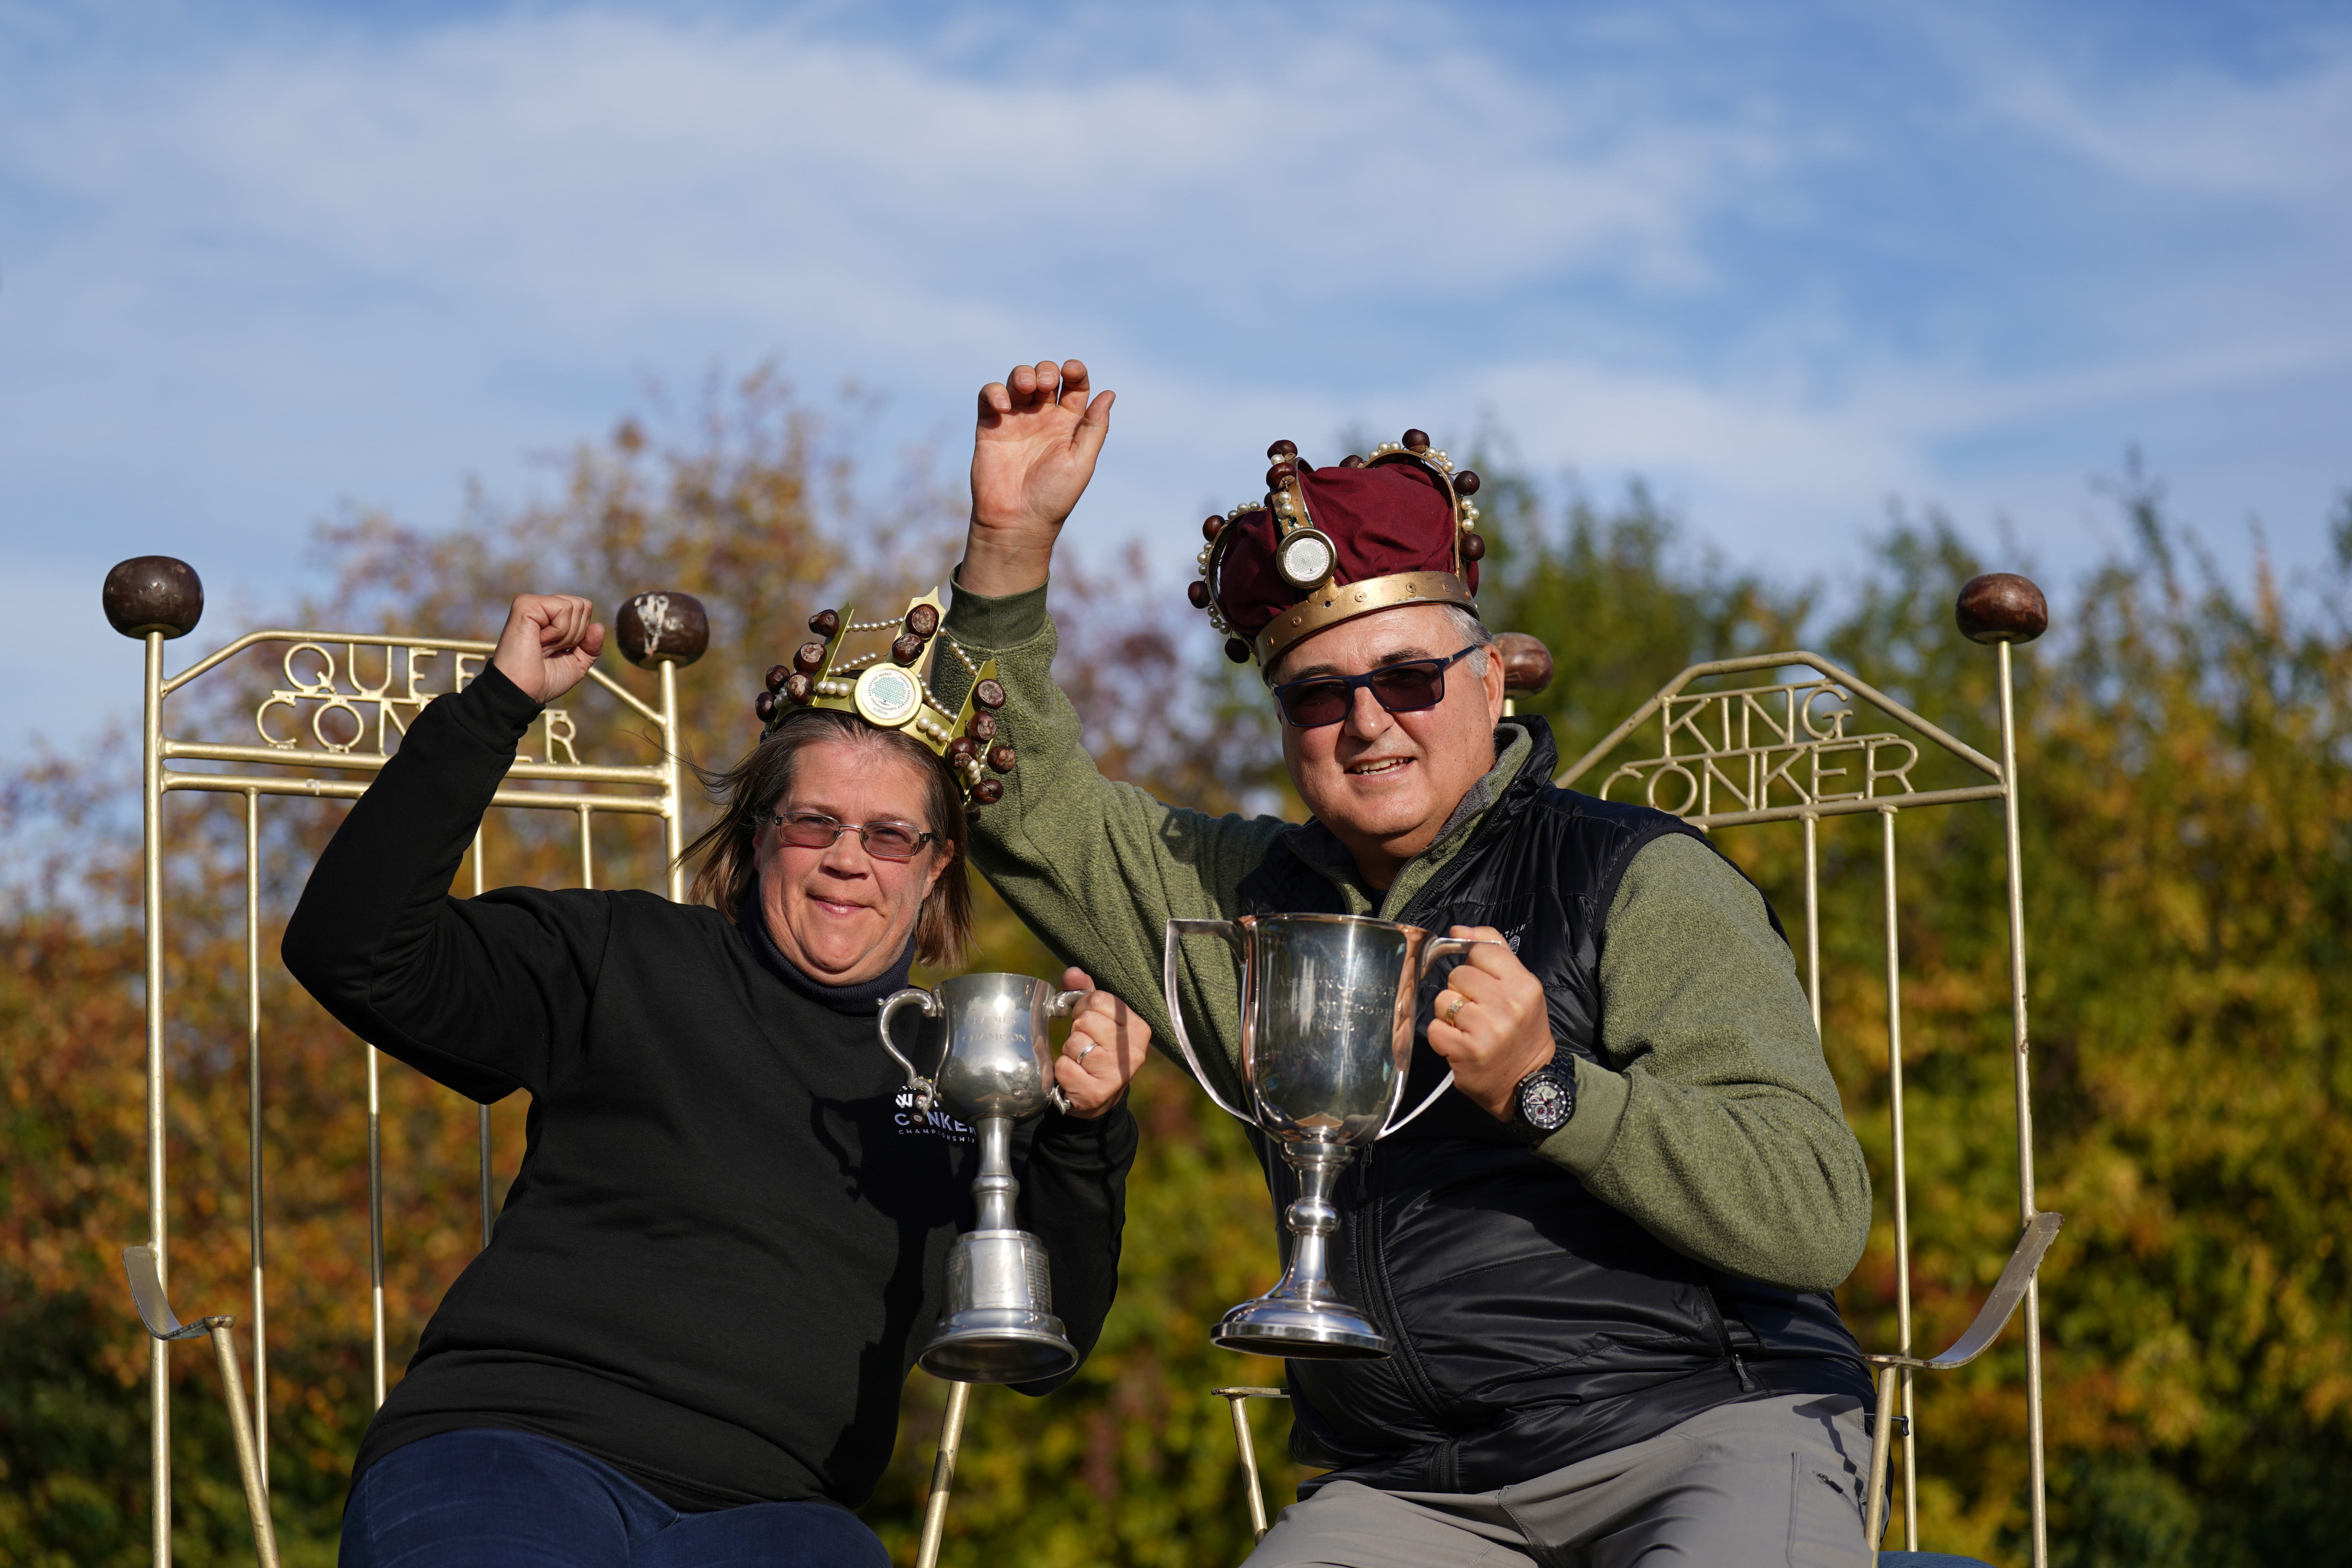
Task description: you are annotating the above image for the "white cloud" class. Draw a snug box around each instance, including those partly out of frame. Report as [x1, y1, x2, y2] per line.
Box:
[2, 1, 2348, 762]
[1958, 24, 2352, 203]
[2, 5, 1780, 324]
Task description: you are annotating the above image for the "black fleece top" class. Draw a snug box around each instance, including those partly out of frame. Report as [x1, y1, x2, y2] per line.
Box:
[282, 664, 1137, 1512]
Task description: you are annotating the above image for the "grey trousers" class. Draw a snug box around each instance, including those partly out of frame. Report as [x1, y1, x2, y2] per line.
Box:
[1245, 1394, 1876, 1568]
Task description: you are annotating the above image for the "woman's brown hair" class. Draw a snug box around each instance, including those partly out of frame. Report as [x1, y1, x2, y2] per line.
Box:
[681, 710, 973, 968]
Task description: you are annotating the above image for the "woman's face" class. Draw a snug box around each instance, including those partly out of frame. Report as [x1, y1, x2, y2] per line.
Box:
[752, 739, 949, 987]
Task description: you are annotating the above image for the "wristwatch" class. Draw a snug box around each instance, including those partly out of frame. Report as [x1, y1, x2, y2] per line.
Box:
[1512, 1051, 1577, 1142]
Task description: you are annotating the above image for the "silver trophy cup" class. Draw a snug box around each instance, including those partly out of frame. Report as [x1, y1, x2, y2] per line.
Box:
[1165, 914, 1492, 1358]
[878, 972, 1087, 1383]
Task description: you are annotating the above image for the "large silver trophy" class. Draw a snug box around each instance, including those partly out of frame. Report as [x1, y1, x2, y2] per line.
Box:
[878, 973, 1087, 1383]
[1165, 914, 1490, 1358]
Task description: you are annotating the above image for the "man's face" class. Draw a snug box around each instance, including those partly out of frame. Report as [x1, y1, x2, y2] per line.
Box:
[1271, 603, 1508, 888]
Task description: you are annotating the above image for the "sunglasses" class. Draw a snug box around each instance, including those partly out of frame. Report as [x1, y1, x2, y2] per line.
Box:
[1269, 646, 1479, 729]
[765, 810, 936, 862]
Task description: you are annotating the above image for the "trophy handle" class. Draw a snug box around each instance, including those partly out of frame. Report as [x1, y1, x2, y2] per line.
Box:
[1163, 918, 1257, 1125]
[1044, 988, 1089, 1115]
[878, 987, 945, 1112]
[1377, 936, 1506, 1140]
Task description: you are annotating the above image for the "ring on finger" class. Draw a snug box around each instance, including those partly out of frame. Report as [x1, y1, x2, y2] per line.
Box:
[1444, 996, 1466, 1028]
[1074, 1043, 1098, 1066]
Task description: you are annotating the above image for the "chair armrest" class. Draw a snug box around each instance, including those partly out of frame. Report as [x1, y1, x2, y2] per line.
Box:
[121, 1244, 229, 1342]
[1867, 1211, 2062, 1373]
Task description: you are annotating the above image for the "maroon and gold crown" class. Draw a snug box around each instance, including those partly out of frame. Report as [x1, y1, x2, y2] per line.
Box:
[751, 590, 1016, 809]
[1185, 429, 1485, 666]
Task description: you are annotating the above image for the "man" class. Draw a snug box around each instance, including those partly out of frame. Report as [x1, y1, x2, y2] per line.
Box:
[934, 360, 1879, 1566]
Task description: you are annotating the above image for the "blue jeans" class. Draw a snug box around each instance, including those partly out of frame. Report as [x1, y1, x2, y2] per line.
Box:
[341, 1429, 891, 1567]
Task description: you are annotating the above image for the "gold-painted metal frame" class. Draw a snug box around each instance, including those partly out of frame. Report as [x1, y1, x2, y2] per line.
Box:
[1214, 1386, 1290, 1541]
[916, 1381, 971, 1568]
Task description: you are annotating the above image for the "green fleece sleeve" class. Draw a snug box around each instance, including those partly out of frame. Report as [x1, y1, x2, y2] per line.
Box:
[1535, 831, 1873, 1291]
[940, 580, 1283, 1110]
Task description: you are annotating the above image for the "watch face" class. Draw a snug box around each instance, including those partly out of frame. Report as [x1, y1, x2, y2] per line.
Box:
[1520, 1072, 1572, 1133]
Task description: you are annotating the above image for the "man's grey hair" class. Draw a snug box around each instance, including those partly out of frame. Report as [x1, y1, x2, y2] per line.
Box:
[1263, 604, 1494, 684]
[1446, 606, 1495, 675]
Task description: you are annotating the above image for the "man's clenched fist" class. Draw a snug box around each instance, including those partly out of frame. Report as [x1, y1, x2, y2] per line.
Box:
[1051, 967, 1150, 1119]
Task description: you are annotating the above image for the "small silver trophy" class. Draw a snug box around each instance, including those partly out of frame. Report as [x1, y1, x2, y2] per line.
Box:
[1165, 914, 1492, 1359]
[878, 973, 1087, 1383]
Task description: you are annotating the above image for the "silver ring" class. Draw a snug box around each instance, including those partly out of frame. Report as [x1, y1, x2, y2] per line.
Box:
[1444, 997, 1466, 1028]
[1074, 1043, 1098, 1066]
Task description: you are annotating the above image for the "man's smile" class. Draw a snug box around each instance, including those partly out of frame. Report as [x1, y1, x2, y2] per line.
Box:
[1346, 756, 1416, 776]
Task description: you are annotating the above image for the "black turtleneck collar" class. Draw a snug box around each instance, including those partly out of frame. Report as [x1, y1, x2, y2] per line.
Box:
[736, 891, 916, 1015]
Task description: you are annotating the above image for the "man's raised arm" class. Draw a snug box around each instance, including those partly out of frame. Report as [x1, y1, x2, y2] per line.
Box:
[937, 361, 1271, 1103]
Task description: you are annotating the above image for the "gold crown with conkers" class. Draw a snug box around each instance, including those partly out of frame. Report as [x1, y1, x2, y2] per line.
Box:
[753, 590, 1015, 809]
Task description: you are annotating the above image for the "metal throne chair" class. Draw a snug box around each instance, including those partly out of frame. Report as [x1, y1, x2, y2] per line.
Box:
[1213, 577, 2064, 1568]
[107, 557, 995, 1568]
[104, 556, 712, 1566]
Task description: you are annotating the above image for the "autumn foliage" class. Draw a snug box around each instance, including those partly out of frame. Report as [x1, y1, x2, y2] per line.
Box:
[2, 380, 2347, 1566]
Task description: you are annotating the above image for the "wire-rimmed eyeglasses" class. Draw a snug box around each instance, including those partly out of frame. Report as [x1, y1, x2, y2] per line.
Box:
[764, 810, 937, 862]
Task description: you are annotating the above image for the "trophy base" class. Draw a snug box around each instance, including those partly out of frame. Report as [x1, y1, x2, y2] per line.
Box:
[918, 1308, 1080, 1384]
[1212, 1296, 1390, 1360]
[917, 1229, 1081, 1384]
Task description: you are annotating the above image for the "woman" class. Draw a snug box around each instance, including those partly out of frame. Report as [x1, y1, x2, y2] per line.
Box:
[285, 593, 1147, 1566]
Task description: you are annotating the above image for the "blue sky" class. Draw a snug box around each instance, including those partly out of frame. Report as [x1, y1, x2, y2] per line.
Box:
[4, 0, 2347, 760]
